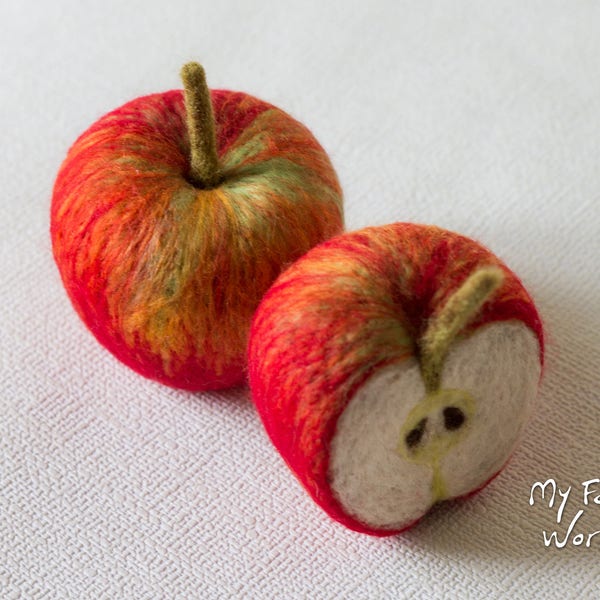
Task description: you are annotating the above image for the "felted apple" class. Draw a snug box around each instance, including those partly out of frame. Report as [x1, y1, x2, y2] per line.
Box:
[248, 222, 544, 536]
[51, 62, 343, 390]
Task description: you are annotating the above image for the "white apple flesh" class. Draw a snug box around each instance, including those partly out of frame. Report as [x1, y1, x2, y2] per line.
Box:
[329, 320, 541, 530]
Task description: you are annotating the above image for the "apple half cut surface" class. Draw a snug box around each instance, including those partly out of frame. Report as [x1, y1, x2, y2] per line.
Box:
[248, 222, 544, 536]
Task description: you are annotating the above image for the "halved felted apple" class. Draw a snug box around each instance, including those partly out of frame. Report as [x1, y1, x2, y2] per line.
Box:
[248, 222, 544, 535]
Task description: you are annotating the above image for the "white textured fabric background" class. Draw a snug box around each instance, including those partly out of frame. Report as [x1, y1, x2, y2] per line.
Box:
[1, 1, 599, 598]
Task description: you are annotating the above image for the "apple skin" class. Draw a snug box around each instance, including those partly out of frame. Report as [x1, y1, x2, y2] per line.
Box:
[248, 222, 544, 535]
[51, 88, 343, 390]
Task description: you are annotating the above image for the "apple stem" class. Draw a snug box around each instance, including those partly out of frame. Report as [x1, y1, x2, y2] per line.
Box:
[180, 62, 221, 188]
[419, 266, 505, 392]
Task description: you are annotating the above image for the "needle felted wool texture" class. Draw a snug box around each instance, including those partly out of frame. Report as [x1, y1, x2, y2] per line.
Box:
[248, 222, 544, 536]
[50, 64, 344, 391]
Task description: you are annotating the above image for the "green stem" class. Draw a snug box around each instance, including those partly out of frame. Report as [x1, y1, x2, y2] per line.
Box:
[180, 62, 221, 188]
[420, 266, 505, 392]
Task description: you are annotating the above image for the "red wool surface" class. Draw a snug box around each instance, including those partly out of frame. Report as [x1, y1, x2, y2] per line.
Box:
[248, 222, 544, 535]
[51, 89, 343, 390]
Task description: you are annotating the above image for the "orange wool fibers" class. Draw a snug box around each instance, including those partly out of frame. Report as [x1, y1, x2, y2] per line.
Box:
[51, 86, 343, 390]
[248, 223, 544, 535]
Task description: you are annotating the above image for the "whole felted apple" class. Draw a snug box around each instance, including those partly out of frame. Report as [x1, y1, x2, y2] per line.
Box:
[248, 222, 544, 535]
[51, 62, 343, 390]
